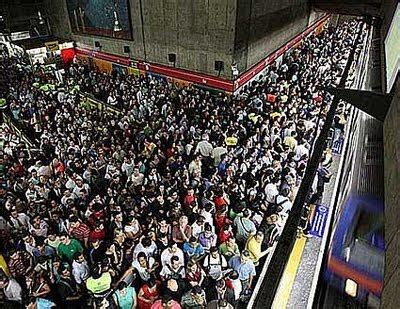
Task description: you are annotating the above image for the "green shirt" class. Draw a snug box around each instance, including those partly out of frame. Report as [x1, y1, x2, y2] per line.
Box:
[113, 286, 136, 309]
[219, 242, 239, 258]
[57, 239, 83, 262]
[0, 98, 6, 109]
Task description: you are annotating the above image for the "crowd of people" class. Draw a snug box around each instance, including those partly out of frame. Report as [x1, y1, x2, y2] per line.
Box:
[0, 19, 360, 308]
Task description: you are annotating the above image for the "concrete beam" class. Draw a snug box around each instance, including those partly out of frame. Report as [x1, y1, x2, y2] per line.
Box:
[324, 87, 393, 122]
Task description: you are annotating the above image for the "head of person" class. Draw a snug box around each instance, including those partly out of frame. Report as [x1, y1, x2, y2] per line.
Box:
[22, 232, 33, 244]
[114, 229, 125, 242]
[254, 231, 264, 243]
[137, 252, 147, 268]
[170, 255, 180, 269]
[204, 223, 213, 237]
[169, 241, 178, 253]
[210, 246, 219, 258]
[179, 215, 188, 226]
[281, 187, 290, 197]
[240, 250, 251, 263]
[191, 285, 204, 302]
[216, 279, 226, 293]
[73, 252, 85, 264]
[69, 215, 80, 229]
[243, 208, 251, 218]
[187, 259, 198, 272]
[141, 236, 152, 248]
[161, 295, 175, 308]
[117, 281, 128, 294]
[59, 232, 70, 245]
[196, 216, 205, 225]
[189, 236, 198, 247]
[60, 264, 71, 278]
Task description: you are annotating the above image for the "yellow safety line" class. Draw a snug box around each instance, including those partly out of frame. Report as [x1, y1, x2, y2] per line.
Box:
[271, 235, 307, 309]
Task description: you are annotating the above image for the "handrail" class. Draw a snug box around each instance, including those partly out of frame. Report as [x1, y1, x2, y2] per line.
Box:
[2, 112, 36, 149]
[78, 91, 121, 116]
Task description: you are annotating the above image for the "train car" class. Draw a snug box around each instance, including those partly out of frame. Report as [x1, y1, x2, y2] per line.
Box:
[324, 112, 384, 307]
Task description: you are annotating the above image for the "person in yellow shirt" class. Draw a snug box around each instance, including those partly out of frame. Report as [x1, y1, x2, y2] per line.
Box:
[245, 231, 272, 266]
[0, 254, 11, 277]
[283, 131, 298, 151]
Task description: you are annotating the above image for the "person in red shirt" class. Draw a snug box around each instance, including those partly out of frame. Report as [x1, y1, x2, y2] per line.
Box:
[218, 224, 233, 244]
[213, 188, 228, 212]
[183, 187, 196, 211]
[151, 295, 182, 309]
[87, 203, 107, 228]
[69, 216, 90, 248]
[89, 221, 106, 242]
[215, 205, 231, 234]
[267, 93, 277, 103]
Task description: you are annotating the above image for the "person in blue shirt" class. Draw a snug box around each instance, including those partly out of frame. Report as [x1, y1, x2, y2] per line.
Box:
[183, 236, 205, 261]
[228, 250, 256, 291]
[112, 281, 137, 309]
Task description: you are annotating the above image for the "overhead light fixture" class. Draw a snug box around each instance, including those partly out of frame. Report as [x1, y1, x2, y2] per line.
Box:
[38, 11, 45, 25]
[113, 11, 122, 32]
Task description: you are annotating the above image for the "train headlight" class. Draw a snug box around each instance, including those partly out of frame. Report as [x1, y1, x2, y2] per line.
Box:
[345, 278, 358, 297]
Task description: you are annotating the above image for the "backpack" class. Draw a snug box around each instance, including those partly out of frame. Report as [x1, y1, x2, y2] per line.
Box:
[166, 264, 184, 280]
[267, 195, 288, 215]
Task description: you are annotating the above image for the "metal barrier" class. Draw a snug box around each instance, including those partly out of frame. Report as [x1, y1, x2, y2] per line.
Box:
[2, 112, 35, 149]
[78, 92, 121, 116]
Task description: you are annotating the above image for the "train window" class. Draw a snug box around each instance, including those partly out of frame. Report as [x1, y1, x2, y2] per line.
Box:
[353, 209, 383, 246]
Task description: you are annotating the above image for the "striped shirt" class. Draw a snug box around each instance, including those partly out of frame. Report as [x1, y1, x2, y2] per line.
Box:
[70, 223, 90, 242]
[8, 252, 31, 278]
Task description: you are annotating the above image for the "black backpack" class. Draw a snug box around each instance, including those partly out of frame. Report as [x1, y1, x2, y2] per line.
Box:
[267, 196, 288, 216]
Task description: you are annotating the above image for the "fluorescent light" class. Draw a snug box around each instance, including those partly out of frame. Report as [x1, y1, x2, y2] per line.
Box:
[113, 11, 122, 32]
[38, 11, 45, 25]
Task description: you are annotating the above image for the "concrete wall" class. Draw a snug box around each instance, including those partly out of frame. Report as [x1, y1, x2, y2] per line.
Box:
[43, 0, 316, 80]
[44, 0, 236, 79]
[234, 0, 310, 74]
[382, 77, 400, 309]
[380, 1, 400, 307]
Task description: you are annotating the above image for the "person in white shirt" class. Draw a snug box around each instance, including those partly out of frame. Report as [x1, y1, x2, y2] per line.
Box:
[9, 208, 30, 230]
[191, 216, 207, 238]
[188, 156, 202, 176]
[119, 252, 158, 284]
[275, 188, 293, 220]
[294, 142, 310, 161]
[107, 92, 118, 106]
[133, 237, 158, 259]
[195, 134, 213, 157]
[203, 247, 227, 280]
[160, 256, 185, 280]
[160, 243, 185, 267]
[129, 167, 144, 186]
[72, 252, 90, 286]
[212, 145, 228, 167]
[0, 277, 22, 304]
[264, 177, 279, 205]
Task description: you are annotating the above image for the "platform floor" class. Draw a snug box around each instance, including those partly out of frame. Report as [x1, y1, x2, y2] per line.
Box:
[271, 152, 342, 309]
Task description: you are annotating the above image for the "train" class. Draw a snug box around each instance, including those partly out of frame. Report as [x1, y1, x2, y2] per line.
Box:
[323, 111, 384, 308]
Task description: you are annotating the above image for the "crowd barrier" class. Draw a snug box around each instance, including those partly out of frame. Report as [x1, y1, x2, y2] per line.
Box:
[78, 92, 121, 116]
